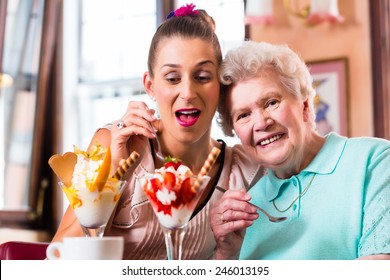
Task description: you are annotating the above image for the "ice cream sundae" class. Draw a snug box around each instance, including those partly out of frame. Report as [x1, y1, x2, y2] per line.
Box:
[141, 147, 221, 230]
[139, 147, 220, 259]
[49, 143, 139, 236]
[140, 158, 209, 229]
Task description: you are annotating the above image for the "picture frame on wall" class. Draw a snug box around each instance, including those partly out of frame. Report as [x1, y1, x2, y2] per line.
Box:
[306, 57, 349, 137]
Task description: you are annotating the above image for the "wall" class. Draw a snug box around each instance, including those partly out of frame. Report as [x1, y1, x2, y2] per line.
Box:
[249, 0, 373, 137]
[0, 229, 50, 244]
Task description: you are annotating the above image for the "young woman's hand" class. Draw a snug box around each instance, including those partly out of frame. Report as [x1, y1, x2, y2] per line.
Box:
[110, 101, 157, 169]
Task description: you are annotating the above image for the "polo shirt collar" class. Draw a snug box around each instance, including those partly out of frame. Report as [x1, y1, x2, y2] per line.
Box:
[265, 132, 347, 201]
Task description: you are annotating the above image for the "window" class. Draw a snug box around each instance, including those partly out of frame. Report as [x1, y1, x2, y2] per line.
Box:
[63, 0, 157, 151]
[63, 0, 244, 157]
[80, 0, 156, 83]
[0, 0, 61, 232]
[176, 0, 245, 53]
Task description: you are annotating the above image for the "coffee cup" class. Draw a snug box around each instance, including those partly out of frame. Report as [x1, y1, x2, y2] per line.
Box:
[46, 236, 124, 260]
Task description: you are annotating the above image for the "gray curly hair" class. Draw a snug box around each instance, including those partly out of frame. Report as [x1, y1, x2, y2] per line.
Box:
[217, 41, 316, 137]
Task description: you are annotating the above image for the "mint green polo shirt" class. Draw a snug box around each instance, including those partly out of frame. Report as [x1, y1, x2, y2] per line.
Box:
[240, 132, 390, 259]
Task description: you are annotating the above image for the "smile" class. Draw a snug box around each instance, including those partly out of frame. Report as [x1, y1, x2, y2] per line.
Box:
[258, 133, 284, 146]
[175, 109, 201, 127]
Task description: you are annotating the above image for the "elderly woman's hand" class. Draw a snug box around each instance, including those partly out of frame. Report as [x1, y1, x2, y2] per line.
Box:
[210, 188, 259, 260]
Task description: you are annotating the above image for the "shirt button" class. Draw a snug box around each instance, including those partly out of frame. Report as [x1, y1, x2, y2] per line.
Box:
[293, 204, 297, 211]
[292, 180, 297, 186]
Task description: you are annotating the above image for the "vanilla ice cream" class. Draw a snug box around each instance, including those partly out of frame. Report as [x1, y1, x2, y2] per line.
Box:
[62, 145, 124, 228]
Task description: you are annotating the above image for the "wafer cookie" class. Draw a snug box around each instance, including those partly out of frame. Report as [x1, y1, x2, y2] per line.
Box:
[198, 147, 221, 177]
[194, 147, 221, 188]
[112, 151, 140, 180]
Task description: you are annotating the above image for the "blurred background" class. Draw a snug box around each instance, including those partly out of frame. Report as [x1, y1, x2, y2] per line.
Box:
[0, 0, 389, 243]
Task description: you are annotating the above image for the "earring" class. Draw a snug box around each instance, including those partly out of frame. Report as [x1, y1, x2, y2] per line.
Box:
[150, 95, 156, 102]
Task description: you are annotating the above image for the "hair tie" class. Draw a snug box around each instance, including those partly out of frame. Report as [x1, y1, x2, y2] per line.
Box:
[166, 3, 199, 19]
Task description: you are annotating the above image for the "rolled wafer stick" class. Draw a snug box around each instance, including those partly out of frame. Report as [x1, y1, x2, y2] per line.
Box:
[194, 147, 221, 188]
[112, 151, 140, 180]
[198, 147, 221, 176]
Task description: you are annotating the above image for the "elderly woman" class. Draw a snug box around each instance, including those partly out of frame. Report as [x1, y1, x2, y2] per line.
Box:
[210, 41, 390, 260]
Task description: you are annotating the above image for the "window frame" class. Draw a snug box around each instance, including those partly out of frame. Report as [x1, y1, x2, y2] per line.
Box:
[370, 0, 390, 139]
[0, 0, 62, 232]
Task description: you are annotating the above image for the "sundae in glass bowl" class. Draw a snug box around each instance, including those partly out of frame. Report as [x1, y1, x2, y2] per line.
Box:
[139, 160, 210, 230]
[49, 144, 139, 237]
[138, 148, 220, 259]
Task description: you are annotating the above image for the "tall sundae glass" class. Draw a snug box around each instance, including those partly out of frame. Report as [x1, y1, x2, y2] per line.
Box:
[49, 144, 139, 237]
[59, 178, 126, 237]
[139, 148, 220, 260]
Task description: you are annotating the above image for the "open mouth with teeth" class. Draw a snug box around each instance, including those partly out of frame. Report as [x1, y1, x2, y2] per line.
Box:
[258, 133, 284, 146]
[175, 109, 201, 127]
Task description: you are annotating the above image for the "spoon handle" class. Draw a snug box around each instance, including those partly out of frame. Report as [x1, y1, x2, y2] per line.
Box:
[215, 186, 287, 223]
[148, 121, 164, 161]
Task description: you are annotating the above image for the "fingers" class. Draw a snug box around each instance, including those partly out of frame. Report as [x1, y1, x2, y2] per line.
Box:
[211, 189, 259, 233]
[212, 210, 258, 236]
[109, 101, 159, 173]
[126, 101, 157, 123]
[114, 117, 156, 139]
[210, 189, 258, 260]
[213, 217, 255, 240]
[114, 101, 158, 138]
[220, 188, 251, 202]
[218, 189, 259, 218]
[219, 208, 258, 226]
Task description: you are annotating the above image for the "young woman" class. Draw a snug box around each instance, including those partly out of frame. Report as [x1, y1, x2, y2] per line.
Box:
[51, 4, 263, 260]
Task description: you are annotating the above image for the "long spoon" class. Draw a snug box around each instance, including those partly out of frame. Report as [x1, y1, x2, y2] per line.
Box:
[148, 121, 165, 161]
[215, 186, 287, 223]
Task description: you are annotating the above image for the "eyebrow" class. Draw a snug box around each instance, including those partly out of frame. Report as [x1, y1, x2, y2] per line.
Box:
[230, 91, 282, 118]
[160, 60, 216, 70]
[197, 60, 216, 67]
